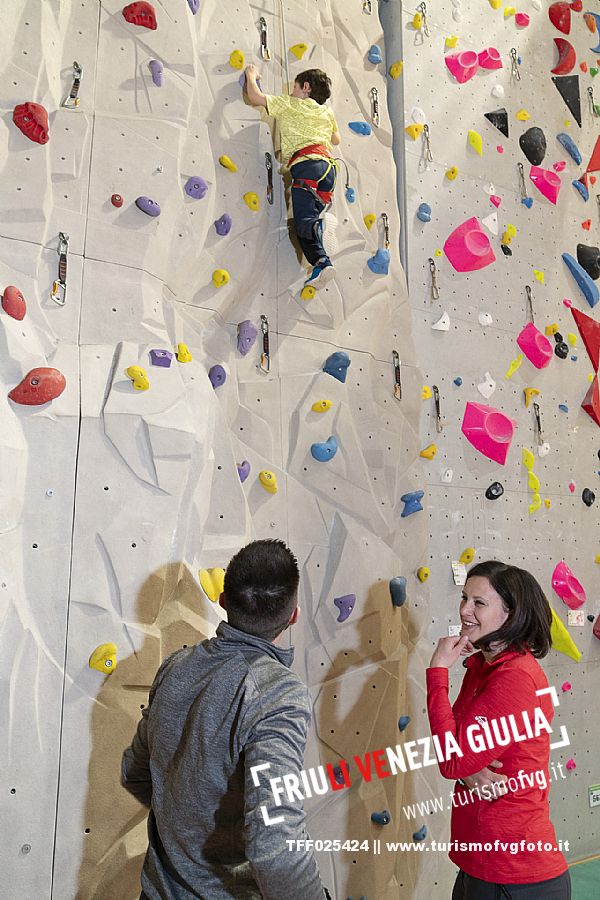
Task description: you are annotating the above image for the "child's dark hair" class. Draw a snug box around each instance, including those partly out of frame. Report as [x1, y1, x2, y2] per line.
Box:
[467, 560, 552, 658]
[223, 539, 300, 640]
[296, 69, 332, 105]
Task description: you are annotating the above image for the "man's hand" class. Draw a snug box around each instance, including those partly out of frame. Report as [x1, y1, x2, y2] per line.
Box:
[460, 761, 508, 801]
[429, 634, 473, 669]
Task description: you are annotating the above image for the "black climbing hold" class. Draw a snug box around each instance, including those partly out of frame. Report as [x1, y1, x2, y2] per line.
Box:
[576, 243, 600, 281]
[519, 127, 547, 166]
[588, 614, 595, 623]
[484, 107, 509, 138]
[582, 487, 596, 507]
[551, 75, 581, 128]
[485, 481, 504, 500]
[501, 244, 512, 256]
[555, 342, 569, 359]
[554, 332, 564, 343]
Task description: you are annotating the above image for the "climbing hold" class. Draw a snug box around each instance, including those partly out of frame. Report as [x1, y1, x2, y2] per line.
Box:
[484, 108, 509, 138]
[243, 192, 259, 211]
[489, 195, 501, 209]
[417, 566, 430, 582]
[237, 460, 250, 483]
[122, 2, 157, 28]
[301, 285, 315, 301]
[111, 193, 123, 207]
[445, 36, 459, 49]
[212, 269, 230, 288]
[12, 102, 49, 144]
[259, 470, 278, 494]
[468, 130, 483, 156]
[582, 487, 596, 506]
[517, 323, 554, 369]
[488, 0, 502, 8]
[149, 59, 164, 86]
[417, 203, 432, 223]
[8, 368, 66, 406]
[444, 217, 496, 272]
[412, 11, 423, 29]
[567, 332, 577, 344]
[454, 377, 463, 386]
[1, 285, 26, 321]
[461, 402, 516, 465]
[432, 312, 450, 331]
[219, 155, 238, 172]
[184, 176, 208, 200]
[568, 481, 576, 493]
[422, 385, 433, 400]
[334, 594, 356, 623]
[529, 166, 561, 205]
[529, 493, 542, 515]
[555, 341, 569, 359]
[389, 60, 404, 79]
[577, 243, 600, 280]
[368, 44, 383, 65]
[89, 643, 117, 674]
[371, 810, 391, 826]
[349, 121, 372, 136]
[413, 825, 428, 842]
[479, 312, 494, 326]
[187, 0, 199, 12]
[237, 320, 258, 356]
[445, 166, 459, 181]
[522, 196, 534, 209]
[400, 490, 425, 517]
[524, 387, 541, 408]
[552, 560, 586, 608]
[549, 1, 571, 34]
[557, 132, 582, 164]
[479, 48, 503, 70]
[135, 196, 161, 217]
[311, 436, 338, 462]
[491, 85, 505, 99]
[572, 177, 589, 201]
[390, 576, 407, 608]
[398, 715, 411, 731]
[367, 249, 390, 275]
[584, 12, 598, 32]
[199, 567, 226, 602]
[532, 270, 545, 285]
[149, 349, 173, 367]
[289, 43, 308, 60]
[176, 342, 192, 363]
[522, 447, 535, 471]
[459, 548, 475, 565]
[214, 214, 232, 236]
[562, 253, 600, 307]
[545, 324, 559, 335]
[364, 213, 376, 230]
[420, 444, 437, 460]
[515, 12, 530, 26]
[562, 681, 572, 692]
[551, 38, 576, 75]
[323, 351, 351, 382]
[550, 607, 582, 661]
[312, 399, 332, 413]
[477, 372, 496, 399]
[552, 75, 582, 127]
[445, 51, 479, 83]
[229, 50, 245, 70]
[566, 758, 577, 771]
[442, 468, 454, 483]
[405, 123, 424, 140]
[501, 224, 517, 245]
[125, 365, 149, 391]
[504, 6, 516, 16]
[519, 127, 547, 166]
[516, 109, 530, 122]
[505, 354, 524, 378]
[485, 481, 504, 500]
[558, 403, 569, 413]
[208, 365, 226, 389]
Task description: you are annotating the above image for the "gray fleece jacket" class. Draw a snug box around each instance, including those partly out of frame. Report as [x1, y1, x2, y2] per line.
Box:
[121, 621, 327, 900]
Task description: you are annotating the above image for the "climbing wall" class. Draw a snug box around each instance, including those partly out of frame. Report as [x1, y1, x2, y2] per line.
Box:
[391, 0, 600, 885]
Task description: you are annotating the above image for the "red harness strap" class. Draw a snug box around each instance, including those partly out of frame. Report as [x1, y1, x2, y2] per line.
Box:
[289, 145, 335, 203]
[288, 143, 332, 167]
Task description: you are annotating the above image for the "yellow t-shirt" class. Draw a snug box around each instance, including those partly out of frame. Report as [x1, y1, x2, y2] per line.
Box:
[265, 94, 338, 166]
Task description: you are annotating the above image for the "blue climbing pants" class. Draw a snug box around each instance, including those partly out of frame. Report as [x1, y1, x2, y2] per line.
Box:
[290, 158, 336, 267]
[451, 870, 571, 900]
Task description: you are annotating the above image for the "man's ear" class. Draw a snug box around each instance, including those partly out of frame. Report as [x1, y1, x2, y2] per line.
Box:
[219, 592, 226, 610]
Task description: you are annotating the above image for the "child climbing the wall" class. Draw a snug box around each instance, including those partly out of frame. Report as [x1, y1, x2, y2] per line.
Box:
[244, 64, 341, 290]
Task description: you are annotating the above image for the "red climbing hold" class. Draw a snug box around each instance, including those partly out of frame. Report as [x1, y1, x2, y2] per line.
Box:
[549, 1, 571, 34]
[1, 285, 27, 321]
[585, 134, 600, 174]
[122, 2, 157, 29]
[571, 305, 600, 371]
[8, 368, 66, 406]
[111, 193, 123, 207]
[12, 102, 49, 144]
[551, 38, 576, 75]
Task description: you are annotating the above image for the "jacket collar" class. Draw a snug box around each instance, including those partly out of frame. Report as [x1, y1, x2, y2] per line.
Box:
[215, 621, 295, 668]
[463, 647, 526, 670]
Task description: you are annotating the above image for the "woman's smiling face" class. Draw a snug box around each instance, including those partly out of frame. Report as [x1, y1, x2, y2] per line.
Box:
[460, 575, 510, 644]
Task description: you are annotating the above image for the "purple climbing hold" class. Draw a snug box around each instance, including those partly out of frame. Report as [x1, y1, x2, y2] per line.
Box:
[215, 214, 232, 236]
[237, 460, 251, 483]
[237, 319, 258, 355]
[334, 593, 356, 623]
[149, 348, 173, 367]
[184, 176, 208, 200]
[208, 364, 226, 388]
[239, 73, 263, 91]
[187, 0, 199, 13]
[135, 196, 161, 217]
[149, 59, 164, 86]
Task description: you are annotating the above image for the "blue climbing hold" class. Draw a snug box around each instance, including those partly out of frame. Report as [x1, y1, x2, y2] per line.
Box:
[571, 355, 578, 361]
[187, 0, 199, 12]
[323, 351, 351, 382]
[334, 594, 356, 623]
[311, 436, 338, 462]
[371, 810, 391, 826]
[572, 178, 589, 202]
[349, 121, 372, 136]
[521, 197, 533, 209]
[368, 44, 383, 65]
[400, 490, 424, 517]
[417, 202, 432, 223]
[454, 377, 463, 386]
[390, 576, 407, 607]
[413, 825, 428, 842]
[367, 248, 390, 275]
[332, 764, 347, 785]
[557, 132, 582, 165]
[562, 252, 600, 308]
[345, 186, 356, 203]
[558, 403, 569, 413]
[398, 715, 411, 732]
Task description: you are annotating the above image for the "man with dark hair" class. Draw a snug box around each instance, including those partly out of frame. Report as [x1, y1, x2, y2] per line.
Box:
[121, 539, 330, 900]
[244, 64, 341, 291]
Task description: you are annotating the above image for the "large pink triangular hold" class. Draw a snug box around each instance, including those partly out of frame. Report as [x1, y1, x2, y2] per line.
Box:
[444, 218, 496, 272]
[570, 305, 600, 371]
[461, 401, 517, 465]
[585, 134, 600, 174]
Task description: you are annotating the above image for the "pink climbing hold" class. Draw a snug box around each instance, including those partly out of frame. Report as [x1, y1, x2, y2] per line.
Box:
[490, 195, 501, 207]
[565, 758, 577, 771]
[553, 161, 567, 172]
[478, 48, 503, 70]
[569, 481, 576, 493]
[515, 12, 530, 27]
[1, 285, 27, 321]
[445, 51, 479, 83]
[561, 681, 572, 691]
[444, 217, 496, 272]
[516, 323, 554, 369]
[8, 367, 66, 406]
[563, 298, 573, 307]
[461, 402, 517, 465]
[497, 146, 504, 154]
[552, 560, 586, 609]
[529, 166, 561, 205]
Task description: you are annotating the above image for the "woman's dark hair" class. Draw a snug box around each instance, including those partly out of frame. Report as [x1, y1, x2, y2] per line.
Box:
[466, 560, 552, 658]
[296, 69, 332, 105]
[223, 539, 299, 641]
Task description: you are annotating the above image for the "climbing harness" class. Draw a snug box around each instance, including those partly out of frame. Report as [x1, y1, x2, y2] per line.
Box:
[392, 350, 402, 400]
[290, 145, 338, 205]
[265, 152, 274, 205]
[50, 232, 69, 306]
[259, 315, 270, 374]
[259, 17, 271, 61]
[62, 61, 82, 109]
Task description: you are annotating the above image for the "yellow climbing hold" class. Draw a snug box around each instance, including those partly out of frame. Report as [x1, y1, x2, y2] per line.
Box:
[434, 248, 442, 257]
[524, 388, 540, 408]
[533, 269, 545, 284]
[516, 109, 530, 122]
[488, 0, 502, 7]
[468, 130, 483, 156]
[446, 166, 459, 181]
[417, 566, 430, 583]
[312, 399, 332, 413]
[550, 607, 582, 662]
[289, 43, 308, 60]
[405, 123, 424, 140]
[89, 643, 117, 674]
[567, 332, 577, 346]
[420, 443, 438, 460]
[595, 554, 600, 563]
[460, 548, 475, 565]
[259, 470, 278, 494]
[505, 354, 523, 378]
[244, 191, 260, 211]
[529, 493, 541, 515]
[199, 567, 225, 602]
[589, 372, 595, 383]
[301, 285, 316, 301]
[564, 119, 571, 128]
[528, 471, 541, 493]
[544, 499, 551, 509]
[422, 385, 433, 400]
[412, 11, 423, 29]
[504, 6, 516, 17]
[502, 224, 517, 244]
[545, 323, 559, 336]
[176, 342, 192, 363]
[125, 365, 149, 391]
[389, 60, 404, 79]
[212, 269, 230, 288]
[522, 448, 535, 471]
[229, 50, 245, 70]
[219, 155, 237, 172]
[364, 213, 376, 230]
[445, 35, 459, 49]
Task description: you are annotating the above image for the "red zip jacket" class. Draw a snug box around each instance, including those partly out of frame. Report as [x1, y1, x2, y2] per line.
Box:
[426, 648, 568, 884]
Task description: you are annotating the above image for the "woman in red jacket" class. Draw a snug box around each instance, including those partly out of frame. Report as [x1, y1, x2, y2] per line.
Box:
[427, 560, 570, 899]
